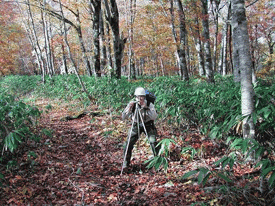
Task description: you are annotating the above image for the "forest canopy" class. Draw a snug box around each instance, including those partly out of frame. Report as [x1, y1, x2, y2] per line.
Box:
[0, 0, 274, 79]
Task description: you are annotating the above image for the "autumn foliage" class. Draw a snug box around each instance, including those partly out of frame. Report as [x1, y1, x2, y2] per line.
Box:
[0, 0, 274, 77]
[0, 1, 34, 75]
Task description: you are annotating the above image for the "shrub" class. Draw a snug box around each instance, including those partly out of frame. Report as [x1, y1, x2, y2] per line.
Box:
[0, 92, 41, 153]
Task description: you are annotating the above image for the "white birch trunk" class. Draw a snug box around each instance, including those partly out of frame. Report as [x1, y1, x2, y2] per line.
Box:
[232, 0, 255, 139]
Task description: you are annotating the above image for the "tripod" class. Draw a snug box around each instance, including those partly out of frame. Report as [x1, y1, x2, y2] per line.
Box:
[121, 102, 157, 175]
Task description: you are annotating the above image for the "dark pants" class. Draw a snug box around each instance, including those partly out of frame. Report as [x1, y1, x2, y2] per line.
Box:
[123, 120, 158, 166]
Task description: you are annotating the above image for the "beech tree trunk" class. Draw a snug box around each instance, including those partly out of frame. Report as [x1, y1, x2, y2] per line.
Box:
[194, 17, 205, 76]
[211, 0, 220, 73]
[176, 0, 189, 81]
[40, 1, 93, 76]
[18, 3, 42, 76]
[232, 0, 255, 139]
[170, 0, 189, 81]
[232, 0, 241, 82]
[104, 0, 126, 79]
[27, 0, 45, 82]
[75, 5, 93, 76]
[201, 0, 214, 83]
[90, 0, 101, 77]
[218, 2, 231, 75]
[99, 11, 108, 72]
[61, 42, 68, 74]
[41, 0, 54, 77]
[106, 24, 114, 75]
[127, 0, 136, 80]
[59, 0, 93, 102]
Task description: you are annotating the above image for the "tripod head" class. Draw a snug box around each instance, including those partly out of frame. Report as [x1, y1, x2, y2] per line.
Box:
[131, 100, 149, 114]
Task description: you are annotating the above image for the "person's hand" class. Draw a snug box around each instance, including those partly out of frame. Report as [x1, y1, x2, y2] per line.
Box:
[140, 102, 148, 109]
[129, 101, 135, 111]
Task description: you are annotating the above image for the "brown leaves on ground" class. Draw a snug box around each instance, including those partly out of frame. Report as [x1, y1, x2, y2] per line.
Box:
[0, 100, 270, 205]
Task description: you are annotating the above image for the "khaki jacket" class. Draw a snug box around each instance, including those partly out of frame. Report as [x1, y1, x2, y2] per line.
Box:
[122, 100, 157, 123]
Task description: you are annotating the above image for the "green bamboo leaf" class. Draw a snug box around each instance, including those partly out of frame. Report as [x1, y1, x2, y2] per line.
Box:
[263, 108, 271, 119]
[226, 136, 236, 144]
[198, 170, 204, 184]
[261, 167, 275, 179]
[230, 138, 243, 149]
[217, 173, 232, 182]
[155, 157, 163, 170]
[256, 159, 270, 169]
[163, 158, 168, 172]
[14, 133, 22, 143]
[42, 129, 52, 137]
[202, 172, 211, 186]
[247, 145, 259, 158]
[182, 169, 199, 180]
[229, 158, 235, 169]
[268, 171, 275, 187]
[255, 147, 265, 159]
[198, 168, 209, 184]
[214, 156, 228, 167]
[10, 133, 15, 145]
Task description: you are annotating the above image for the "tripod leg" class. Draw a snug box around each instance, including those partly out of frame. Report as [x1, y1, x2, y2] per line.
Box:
[137, 109, 158, 157]
[121, 105, 138, 175]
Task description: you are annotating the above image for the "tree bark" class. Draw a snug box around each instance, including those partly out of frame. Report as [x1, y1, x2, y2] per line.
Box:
[18, 3, 42, 76]
[59, 0, 93, 102]
[38, 1, 93, 76]
[169, 0, 189, 81]
[218, 2, 231, 75]
[99, 10, 108, 72]
[26, 0, 45, 82]
[127, 0, 136, 80]
[61, 42, 68, 74]
[106, 23, 114, 76]
[232, 0, 255, 139]
[41, 0, 54, 77]
[210, 0, 221, 73]
[104, 0, 126, 79]
[75, 5, 93, 76]
[176, 0, 189, 81]
[194, 17, 205, 76]
[201, 0, 214, 83]
[90, 0, 101, 77]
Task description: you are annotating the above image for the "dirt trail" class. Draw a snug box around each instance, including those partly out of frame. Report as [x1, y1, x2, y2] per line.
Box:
[0, 102, 217, 205]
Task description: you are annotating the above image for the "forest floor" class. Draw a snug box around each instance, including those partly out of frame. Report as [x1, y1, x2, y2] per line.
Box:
[0, 98, 267, 205]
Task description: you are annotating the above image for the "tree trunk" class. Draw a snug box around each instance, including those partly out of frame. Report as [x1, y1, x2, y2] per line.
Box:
[75, 6, 93, 76]
[27, 0, 45, 83]
[169, 0, 189, 81]
[127, 0, 136, 80]
[49, 22, 56, 75]
[41, 0, 53, 77]
[61, 42, 68, 74]
[18, 3, 42, 76]
[104, 0, 126, 79]
[59, 0, 93, 102]
[211, 0, 221, 73]
[99, 10, 108, 72]
[176, 0, 189, 81]
[232, 0, 255, 139]
[106, 24, 114, 76]
[90, 0, 101, 77]
[32, 0, 93, 76]
[218, 3, 231, 75]
[194, 17, 205, 76]
[201, 0, 214, 83]
[159, 56, 165, 76]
